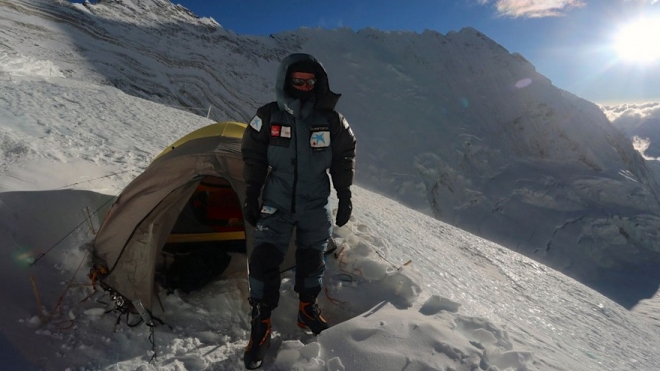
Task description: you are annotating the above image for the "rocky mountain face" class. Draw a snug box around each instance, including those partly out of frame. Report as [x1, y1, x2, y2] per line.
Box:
[3, 0, 660, 304]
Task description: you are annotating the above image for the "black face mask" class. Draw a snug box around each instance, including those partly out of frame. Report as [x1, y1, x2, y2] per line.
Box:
[286, 84, 316, 101]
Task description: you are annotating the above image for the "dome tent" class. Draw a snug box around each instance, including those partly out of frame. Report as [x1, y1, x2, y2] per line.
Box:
[92, 121, 295, 313]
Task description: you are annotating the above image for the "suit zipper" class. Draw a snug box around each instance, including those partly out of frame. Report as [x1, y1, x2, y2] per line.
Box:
[291, 122, 298, 214]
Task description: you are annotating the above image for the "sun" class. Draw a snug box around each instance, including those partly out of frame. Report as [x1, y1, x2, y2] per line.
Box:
[613, 17, 660, 64]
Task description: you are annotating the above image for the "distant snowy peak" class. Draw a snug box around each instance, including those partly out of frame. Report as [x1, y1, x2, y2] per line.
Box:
[75, 0, 221, 28]
[449, 27, 508, 51]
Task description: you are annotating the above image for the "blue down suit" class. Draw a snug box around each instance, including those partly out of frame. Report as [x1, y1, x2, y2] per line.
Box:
[241, 53, 356, 307]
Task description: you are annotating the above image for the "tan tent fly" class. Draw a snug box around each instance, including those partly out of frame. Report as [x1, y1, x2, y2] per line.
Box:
[91, 121, 295, 313]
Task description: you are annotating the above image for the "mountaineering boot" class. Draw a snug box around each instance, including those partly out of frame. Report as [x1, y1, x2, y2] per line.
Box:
[297, 300, 329, 335]
[243, 300, 272, 370]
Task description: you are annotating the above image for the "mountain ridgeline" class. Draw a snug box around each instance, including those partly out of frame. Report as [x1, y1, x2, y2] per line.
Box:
[3, 0, 660, 305]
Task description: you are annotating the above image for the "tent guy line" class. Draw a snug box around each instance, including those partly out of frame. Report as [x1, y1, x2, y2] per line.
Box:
[30, 196, 117, 267]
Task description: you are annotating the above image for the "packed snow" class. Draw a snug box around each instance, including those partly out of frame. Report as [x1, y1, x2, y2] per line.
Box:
[1, 45, 660, 371]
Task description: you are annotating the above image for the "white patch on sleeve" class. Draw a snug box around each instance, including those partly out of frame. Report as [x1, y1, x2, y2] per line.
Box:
[249, 116, 262, 132]
[310, 131, 330, 148]
[260, 206, 277, 214]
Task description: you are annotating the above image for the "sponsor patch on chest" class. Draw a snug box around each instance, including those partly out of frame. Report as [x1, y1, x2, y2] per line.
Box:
[310, 131, 330, 148]
[271, 124, 291, 138]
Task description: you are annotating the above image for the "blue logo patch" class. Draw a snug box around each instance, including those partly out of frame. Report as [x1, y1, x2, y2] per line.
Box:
[310, 131, 330, 148]
[249, 116, 262, 132]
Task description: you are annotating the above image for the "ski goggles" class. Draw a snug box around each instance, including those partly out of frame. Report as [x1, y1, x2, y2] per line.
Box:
[291, 78, 317, 87]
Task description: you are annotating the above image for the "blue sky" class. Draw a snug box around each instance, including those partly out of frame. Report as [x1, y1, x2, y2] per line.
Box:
[82, 0, 660, 104]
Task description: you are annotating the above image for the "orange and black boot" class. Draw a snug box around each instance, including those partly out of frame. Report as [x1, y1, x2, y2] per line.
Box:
[243, 300, 272, 370]
[297, 299, 329, 335]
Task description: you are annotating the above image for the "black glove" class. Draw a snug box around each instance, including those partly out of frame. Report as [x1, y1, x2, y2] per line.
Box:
[336, 189, 352, 227]
[243, 184, 261, 227]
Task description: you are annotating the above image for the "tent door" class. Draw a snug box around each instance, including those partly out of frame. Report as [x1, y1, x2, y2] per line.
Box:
[167, 176, 246, 246]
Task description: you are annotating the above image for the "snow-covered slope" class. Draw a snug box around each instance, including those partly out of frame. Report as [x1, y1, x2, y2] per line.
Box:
[2, 0, 660, 303]
[1, 67, 660, 371]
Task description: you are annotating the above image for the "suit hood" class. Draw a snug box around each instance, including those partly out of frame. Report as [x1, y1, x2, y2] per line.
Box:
[275, 53, 341, 112]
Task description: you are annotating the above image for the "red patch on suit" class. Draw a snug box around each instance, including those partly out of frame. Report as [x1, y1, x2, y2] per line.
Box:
[271, 125, 281, 137]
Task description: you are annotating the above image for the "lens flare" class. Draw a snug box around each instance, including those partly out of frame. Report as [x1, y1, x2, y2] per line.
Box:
[515, 78, 533, 89]
[460, 97, 469, 109]
[12, 246, 36, 267]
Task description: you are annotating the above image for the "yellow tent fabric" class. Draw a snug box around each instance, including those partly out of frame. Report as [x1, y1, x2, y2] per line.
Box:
[152, 121, 247, 162]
